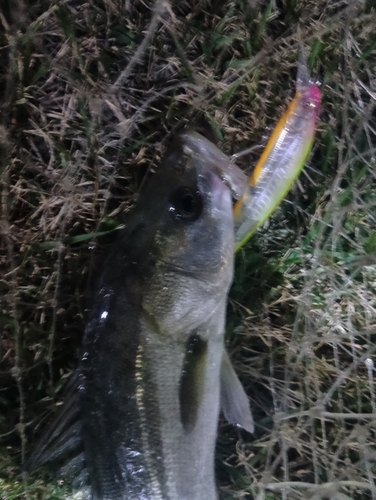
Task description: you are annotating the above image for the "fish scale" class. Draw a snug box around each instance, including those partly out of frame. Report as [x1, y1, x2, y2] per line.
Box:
[140, 311, 225, 500]
[26, 134, 253, 499]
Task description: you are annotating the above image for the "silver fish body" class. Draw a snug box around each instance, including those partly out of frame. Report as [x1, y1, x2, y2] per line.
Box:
[27, 134, 244, 499]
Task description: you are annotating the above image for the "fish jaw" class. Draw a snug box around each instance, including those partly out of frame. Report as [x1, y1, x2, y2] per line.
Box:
[179, 131, 248, 200]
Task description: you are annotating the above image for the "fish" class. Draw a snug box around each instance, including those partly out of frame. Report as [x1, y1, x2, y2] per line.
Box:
[233, 55, 321, 252]
[26, 133, 253, 500]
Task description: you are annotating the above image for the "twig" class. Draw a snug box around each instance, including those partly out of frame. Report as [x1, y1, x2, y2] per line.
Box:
[263, 480, 376, 494]
[112, 0, 172, 88]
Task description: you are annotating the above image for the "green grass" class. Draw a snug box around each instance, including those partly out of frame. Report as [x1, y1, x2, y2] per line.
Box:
[1, 0, 376, 499]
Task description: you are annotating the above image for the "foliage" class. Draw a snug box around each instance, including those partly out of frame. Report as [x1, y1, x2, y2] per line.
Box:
[1, 0, 376, 499]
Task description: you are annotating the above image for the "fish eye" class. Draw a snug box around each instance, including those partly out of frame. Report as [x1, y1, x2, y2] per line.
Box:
[304, 99, 316, 109]
[168, 187, 203, 221]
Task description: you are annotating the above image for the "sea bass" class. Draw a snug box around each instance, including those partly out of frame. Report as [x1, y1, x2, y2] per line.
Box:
[233, 56, 321, 251]
[27, 134, 253, 500]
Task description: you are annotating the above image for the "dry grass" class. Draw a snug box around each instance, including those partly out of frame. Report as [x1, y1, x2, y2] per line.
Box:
[1, 0, 376, 498]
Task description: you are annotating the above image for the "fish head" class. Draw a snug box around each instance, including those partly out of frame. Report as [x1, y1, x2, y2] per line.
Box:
[178, 131, 248, 200]
[123, 139, 235, 336]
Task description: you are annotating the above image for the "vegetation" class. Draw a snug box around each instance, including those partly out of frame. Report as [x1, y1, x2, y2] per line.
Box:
[1, 0, 376, 498]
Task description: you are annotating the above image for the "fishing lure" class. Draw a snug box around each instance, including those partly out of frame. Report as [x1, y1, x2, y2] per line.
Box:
[233, 56, 321, 252]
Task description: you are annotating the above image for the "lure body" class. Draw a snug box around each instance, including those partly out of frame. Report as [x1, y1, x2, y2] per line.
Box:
[233, 59, 321, 251]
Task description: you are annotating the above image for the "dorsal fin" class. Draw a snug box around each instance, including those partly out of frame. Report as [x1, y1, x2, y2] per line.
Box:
[24, 372, 86, 483]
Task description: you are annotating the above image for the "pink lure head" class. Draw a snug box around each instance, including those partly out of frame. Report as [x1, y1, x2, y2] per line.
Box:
[296, 51, 321, 122]
[308, 84, 321, 106]
[305, 84, 321, 121]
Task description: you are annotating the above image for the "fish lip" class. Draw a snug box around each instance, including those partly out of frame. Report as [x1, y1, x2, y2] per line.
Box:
[199, 169, 233, 219]
[180, 131, 247, 200]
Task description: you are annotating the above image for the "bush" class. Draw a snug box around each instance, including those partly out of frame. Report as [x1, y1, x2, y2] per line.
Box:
[1, 1, 375, 498]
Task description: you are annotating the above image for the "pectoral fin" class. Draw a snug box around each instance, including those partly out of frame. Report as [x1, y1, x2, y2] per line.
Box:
[220, 350, 254, 433]
[179, 335, 207, 432]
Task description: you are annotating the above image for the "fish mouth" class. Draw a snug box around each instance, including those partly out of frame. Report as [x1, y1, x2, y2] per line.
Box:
[180, 131, 247, 200]
[200, 169, 233, 217]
